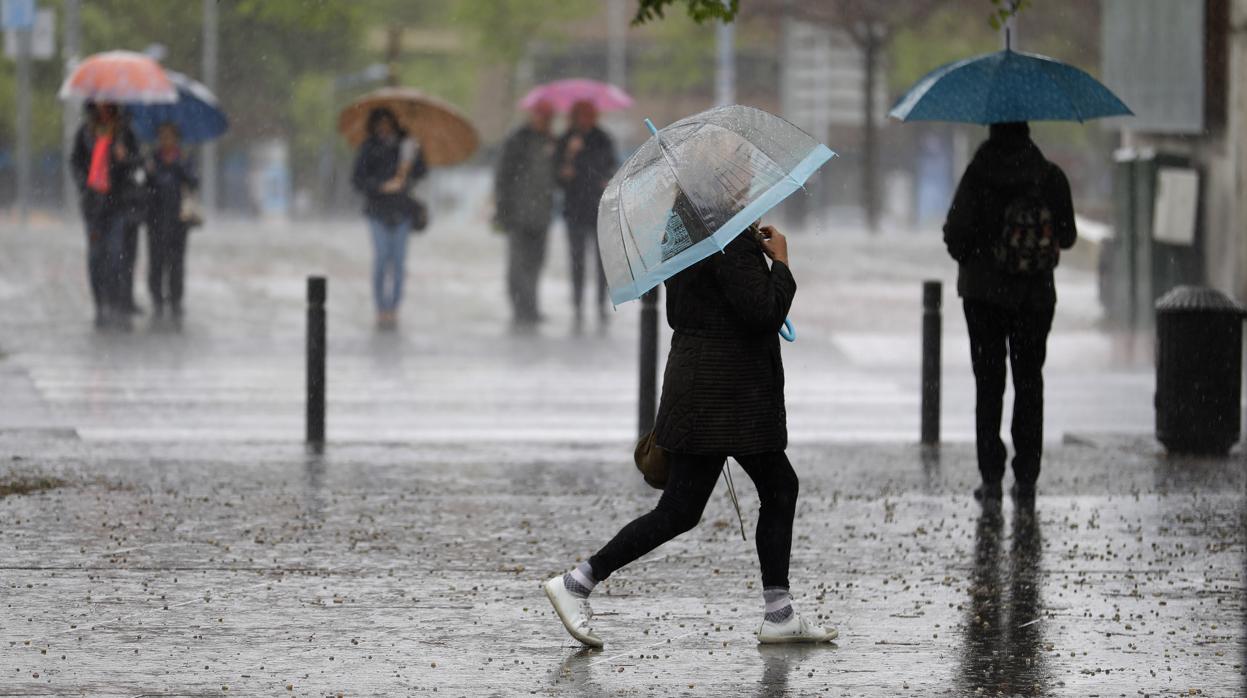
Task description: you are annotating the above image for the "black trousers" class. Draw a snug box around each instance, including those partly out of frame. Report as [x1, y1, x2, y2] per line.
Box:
[963, 299, 1055, 486]
[120, 219, 140, 306]
[147, 221, 188, 308]
[506, 225, 548, 323]
[84, 209, 127, 314]
[566, 221, 607, 313]
[588, 451, 799, 590]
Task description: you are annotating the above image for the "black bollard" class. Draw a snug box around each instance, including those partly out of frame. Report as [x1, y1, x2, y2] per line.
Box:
[638, 287, 661, 438]
[921, 280, 942, 446]
[306, 276, 327, 446]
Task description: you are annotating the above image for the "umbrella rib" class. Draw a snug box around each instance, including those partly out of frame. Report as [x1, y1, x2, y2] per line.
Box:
[651, 125, 719, 249]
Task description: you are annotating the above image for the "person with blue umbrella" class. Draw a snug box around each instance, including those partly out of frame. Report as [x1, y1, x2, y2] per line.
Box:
[143, 123, 199, 324]
[543, 105, 838, 648]
[890, 41, 1132, 504]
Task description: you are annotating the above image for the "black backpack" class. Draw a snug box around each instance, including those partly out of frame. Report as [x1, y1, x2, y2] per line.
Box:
[993, 184, 1059, 275]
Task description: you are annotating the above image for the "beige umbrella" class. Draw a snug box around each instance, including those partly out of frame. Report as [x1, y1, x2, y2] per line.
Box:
[338, 87, 479, 166]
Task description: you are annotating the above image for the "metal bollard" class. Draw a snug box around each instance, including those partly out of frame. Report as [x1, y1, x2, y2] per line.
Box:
[921, 280, 942, 446]
[638, 287, 661, 438]
[306, 276, 327, 446]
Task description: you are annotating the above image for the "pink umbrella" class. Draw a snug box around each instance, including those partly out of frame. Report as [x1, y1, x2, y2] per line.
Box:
[519, 78, 633, 113]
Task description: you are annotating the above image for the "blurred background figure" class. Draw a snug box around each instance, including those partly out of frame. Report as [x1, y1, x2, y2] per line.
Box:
[117, 110, 146, 320]
[494, 100, 556, 331]
[144, 123, 199, 325]
[351, 107, 427, 331]
[69, 101, 143, 330]
[555, 100, 617, 332]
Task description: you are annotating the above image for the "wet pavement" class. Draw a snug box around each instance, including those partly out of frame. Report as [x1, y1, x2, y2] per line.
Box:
[0, 436, 1243, 696]
[0, 214, 1242, 695]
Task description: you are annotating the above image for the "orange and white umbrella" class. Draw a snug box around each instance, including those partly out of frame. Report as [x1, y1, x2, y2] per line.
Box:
[58, 50, 177, 104]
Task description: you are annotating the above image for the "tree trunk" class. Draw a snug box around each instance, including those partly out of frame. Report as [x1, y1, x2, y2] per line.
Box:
[862, 30, 880, 234]
[385, 26, 403, 86]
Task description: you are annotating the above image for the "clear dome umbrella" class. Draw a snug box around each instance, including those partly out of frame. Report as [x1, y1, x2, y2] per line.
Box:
[596, 105, 835, 340]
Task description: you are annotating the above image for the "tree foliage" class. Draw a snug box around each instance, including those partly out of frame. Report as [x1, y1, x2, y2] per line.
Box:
[632, 0, 738, 26]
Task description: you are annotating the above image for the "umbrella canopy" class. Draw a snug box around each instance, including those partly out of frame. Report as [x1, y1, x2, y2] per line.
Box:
[519, 78, 633, 113]
[597, 105, 834, 309]
[128, 71, 228, 144]
[889, 48, 1132, 124]
[58, 50, 177, 105]
[338, 87, 479, 167]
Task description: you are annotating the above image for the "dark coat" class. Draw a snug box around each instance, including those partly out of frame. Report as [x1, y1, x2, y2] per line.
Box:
[146, 151, 198, 233]
[351, 135, 428, 226]
[943, 127, 1077, 310]
[653, 234, 797, 456]
[70, 122, 144, 225]
[494, 125, 556, 232]
[554, 126, 616, 228]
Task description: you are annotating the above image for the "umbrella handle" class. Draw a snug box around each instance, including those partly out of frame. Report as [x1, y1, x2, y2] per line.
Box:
[779, 318, 796, 343]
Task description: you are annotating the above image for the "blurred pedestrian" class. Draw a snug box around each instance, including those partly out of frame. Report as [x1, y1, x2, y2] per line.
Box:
[544, 222, 837, 647]
[351, 107, 427, 330]
[494, 100, 556, 330]
[70, 101, 143, 329]
[943, 121, 1077, 503]
[144, 123, 199, 323]
[554, 100, 616, 331]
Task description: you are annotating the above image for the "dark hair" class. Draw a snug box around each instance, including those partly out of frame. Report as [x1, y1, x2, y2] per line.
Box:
[366, 108, 403, 138]
[158, 122, 181, 138]
[989, 121, 1030, 142]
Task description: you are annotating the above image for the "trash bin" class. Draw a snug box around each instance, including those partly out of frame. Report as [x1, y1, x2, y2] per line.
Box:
[1155, 286, 1245, 455]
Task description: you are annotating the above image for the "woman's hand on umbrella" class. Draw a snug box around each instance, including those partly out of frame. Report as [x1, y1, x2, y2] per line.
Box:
[758, 225, 789, 266]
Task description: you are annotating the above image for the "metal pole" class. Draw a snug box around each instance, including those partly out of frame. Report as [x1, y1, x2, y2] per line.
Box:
[61, 0, 81, 215]
[607, 0, 627, 90]
[714, 18, 734, 107]
[201, 0, 219, 216]
[921, 280, 942, 445]
[306, 276, 326, 446]
[15, 23, 32, 229]
[638, 287, 661, 438]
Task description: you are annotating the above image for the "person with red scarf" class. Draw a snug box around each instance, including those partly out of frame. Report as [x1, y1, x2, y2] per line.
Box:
[70, 101, 143, 329]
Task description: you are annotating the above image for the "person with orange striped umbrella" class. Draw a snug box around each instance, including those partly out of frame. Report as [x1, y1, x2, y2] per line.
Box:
[61, 51, 175, 329]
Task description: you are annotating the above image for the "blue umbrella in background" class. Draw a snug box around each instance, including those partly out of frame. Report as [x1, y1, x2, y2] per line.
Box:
[128, 71, 228, 144]
[889, 48, 1132, 124]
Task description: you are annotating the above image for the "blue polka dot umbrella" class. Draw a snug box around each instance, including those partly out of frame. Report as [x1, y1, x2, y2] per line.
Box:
[889, 48, 1133, 124]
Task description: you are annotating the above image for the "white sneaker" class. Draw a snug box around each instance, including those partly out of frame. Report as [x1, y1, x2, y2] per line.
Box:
[543, 575, 603, 648]
[757, 611, 838, 644]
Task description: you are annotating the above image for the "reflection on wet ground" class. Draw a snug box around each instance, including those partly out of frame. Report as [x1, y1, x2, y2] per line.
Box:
[0, 436, 1242, 695]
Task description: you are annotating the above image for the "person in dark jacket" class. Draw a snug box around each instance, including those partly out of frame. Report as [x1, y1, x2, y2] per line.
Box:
[351, 107, 427, 330]
[943, 121, 1077, 502]
[495, 100, 556, 329]
[554, 100, 616, 330]
[145, 123, 198, 323]
[544, 223, 837, 647]
[70, 101, 143, 329]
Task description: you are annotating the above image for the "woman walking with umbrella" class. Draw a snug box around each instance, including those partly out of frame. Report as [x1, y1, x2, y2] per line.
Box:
[340, 88, 477, 331]
[350, 108, 426, 330]
[70, 101, 144, 329]
[128, 71, 226, 325]
[543, 106, 838, 647]
[144, 123, 199, 324]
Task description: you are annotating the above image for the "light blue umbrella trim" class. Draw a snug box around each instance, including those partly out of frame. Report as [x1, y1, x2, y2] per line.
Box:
[610, 143, 835, 306]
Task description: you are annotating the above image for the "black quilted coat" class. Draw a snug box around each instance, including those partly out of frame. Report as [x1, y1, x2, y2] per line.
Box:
[653, 234, 796, 456]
